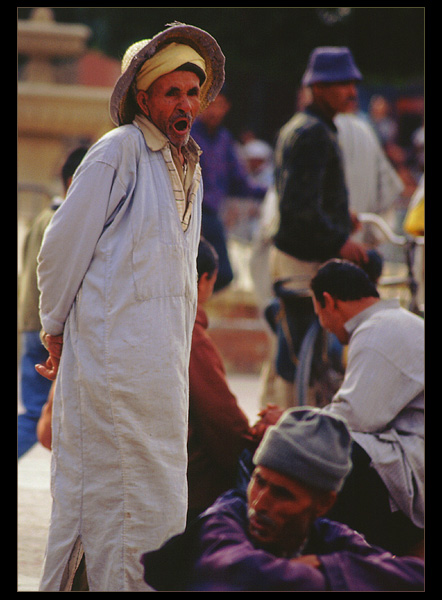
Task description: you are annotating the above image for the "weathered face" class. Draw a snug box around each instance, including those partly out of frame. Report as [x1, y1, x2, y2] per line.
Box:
[246, 465, 334, 555]
[312, 81, 358, 117]
[137, 70, 201, 148]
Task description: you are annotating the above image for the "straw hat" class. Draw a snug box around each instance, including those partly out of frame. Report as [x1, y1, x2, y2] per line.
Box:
[109, 22, 225, 127]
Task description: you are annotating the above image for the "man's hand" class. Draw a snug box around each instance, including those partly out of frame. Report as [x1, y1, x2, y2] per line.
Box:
[291, 554, 322, 569]
[35, 334, 63, 380]
[338, 237, 368, 266]
[37, 385, 54, 450]
[250, 404, 284, 440]
[350, 211, 362, 233]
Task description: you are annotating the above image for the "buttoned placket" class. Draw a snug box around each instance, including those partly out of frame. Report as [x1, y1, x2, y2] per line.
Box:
[160, 143, 199, 232]
[133, 116, 201, 232]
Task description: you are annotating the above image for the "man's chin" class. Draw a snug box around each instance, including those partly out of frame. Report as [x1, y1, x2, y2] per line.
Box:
[248, 519, 276, 547]
[168, 129, 191, 149]
[168, 118, 192, 148]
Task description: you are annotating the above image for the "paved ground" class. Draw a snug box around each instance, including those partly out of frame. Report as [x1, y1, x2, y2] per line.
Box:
[17, 372, 263, 591]
[17, 443, 52, 591]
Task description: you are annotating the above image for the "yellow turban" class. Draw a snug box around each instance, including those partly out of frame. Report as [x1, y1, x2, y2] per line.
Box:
[135, 41, 207, 92]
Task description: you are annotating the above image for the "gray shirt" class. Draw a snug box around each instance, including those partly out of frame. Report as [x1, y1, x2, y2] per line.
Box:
[324, 299, 424, 527]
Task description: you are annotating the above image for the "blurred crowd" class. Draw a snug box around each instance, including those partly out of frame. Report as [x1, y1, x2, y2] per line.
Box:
[199, 86, 423, 311]
[224, 90, 423, 250]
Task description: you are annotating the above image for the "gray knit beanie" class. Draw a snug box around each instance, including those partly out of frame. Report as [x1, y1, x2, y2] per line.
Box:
[253, 407, 353, 492]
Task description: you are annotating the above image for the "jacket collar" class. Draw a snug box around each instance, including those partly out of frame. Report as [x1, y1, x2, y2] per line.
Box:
[305, 103, 338, 133]
[134, 114, 201, 160]
[344, 298, 401, 338]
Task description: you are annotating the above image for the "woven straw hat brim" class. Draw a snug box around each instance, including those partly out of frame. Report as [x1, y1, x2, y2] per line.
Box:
[109, 22, 226, 126]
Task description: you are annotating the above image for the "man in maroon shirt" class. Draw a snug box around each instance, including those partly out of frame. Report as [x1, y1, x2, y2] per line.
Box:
[187, 238, 281, 521]
[187, 238, 254, 520]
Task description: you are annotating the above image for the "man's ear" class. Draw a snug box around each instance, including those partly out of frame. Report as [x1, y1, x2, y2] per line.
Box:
[136, 90, 150, 117]
[322, 291, 336, 311]
[197, 271, 206, 290]
[314, 490, 337, 519]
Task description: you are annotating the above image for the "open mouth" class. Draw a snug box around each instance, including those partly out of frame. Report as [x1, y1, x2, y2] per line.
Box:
[173, 118, 189, 133]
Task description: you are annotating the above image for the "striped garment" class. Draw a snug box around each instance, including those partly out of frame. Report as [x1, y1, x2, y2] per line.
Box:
[134, 113, 201, 231]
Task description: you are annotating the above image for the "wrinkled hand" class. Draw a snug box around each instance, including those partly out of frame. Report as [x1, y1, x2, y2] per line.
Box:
[338, 237, 368, 266]
[291, 554, 321, 569]
[36, 385, 54, 450]
[35, 334, 63, 380]
[250, 404, 284, 440]
[350, 211, 362, 233]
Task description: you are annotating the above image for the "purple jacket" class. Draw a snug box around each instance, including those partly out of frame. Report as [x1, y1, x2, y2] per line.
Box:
[191, 120, 266, 213]
[141, 489, 424, 591]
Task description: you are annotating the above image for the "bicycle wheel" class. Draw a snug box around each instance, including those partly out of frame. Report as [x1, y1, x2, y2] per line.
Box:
[296, 318, 343, 407]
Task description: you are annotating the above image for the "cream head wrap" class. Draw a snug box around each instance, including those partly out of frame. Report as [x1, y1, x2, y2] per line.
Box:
[109, 22, 225, 127]
[134, 41, 206, 92]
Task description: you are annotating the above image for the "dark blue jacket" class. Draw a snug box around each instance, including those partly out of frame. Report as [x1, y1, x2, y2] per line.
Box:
[273, 104, 352, 262]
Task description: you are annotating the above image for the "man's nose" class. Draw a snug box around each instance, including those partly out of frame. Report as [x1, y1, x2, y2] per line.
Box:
[252, 487, 271, 512]
[177, 95, 191, 112]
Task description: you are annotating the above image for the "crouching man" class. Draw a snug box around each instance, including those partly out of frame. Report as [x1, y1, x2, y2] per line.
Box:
[141, 407, 424, 591]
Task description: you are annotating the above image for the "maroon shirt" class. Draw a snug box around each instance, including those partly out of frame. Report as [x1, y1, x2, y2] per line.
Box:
[187, 305, 254, 513]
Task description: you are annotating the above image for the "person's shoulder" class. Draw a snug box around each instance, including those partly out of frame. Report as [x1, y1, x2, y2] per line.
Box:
[278, 110, 327, 148]
[220, 126, 235, 144]
[312, 517, 370, 550]
[84, 124, 144, 169]
[95, 123, 143, 151]
[203, 488, 248, 520]
[335, 113, 379, 146]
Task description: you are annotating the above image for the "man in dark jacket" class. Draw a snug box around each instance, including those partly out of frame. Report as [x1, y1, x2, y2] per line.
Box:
[273, 46, 368, 267]
[269, 47, 371, 387]
[141, 408, 424, 591]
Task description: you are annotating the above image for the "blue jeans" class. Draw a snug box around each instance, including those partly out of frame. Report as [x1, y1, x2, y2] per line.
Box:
[265, 295, 316, 382]
[18, 331, 52, 458]
[202, 209, 234, 292]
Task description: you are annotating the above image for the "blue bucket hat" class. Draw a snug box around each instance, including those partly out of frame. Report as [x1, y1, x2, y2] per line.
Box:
[302, 46, 362, 86]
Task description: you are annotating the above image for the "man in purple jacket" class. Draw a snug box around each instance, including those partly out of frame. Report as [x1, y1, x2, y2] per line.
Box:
[141, 408, 424, 591]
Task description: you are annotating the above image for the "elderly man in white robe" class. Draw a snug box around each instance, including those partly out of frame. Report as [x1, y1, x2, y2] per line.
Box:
[35, 23, 225, 592]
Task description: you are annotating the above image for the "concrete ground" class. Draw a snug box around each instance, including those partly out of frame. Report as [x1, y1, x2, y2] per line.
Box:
[17, 372, 263, 591]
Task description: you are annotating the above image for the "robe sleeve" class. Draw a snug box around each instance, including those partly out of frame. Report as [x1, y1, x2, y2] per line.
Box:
[320, 549, 424, 591]
[37, 159, 126, 335]
[325, 343, 421, 433]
